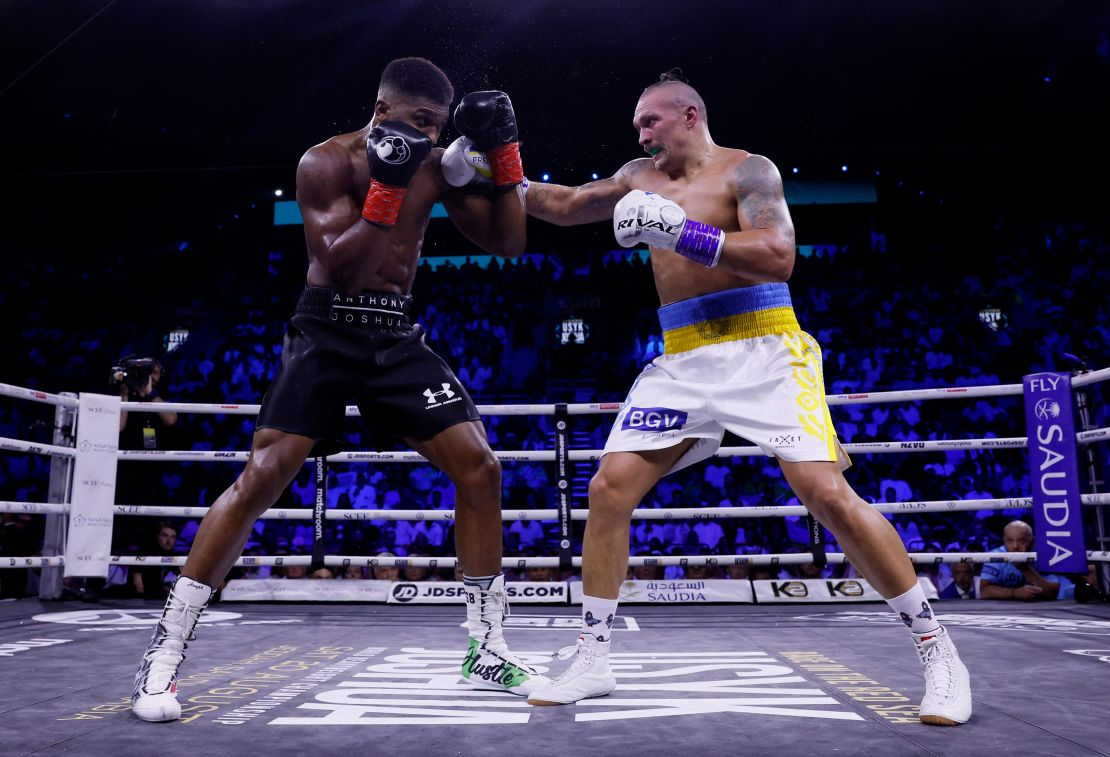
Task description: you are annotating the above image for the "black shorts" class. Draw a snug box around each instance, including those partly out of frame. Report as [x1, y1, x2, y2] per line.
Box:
[256, 287, 481, 451]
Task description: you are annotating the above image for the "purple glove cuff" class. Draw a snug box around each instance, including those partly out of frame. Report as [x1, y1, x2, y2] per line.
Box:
[675, 221, 724, 267]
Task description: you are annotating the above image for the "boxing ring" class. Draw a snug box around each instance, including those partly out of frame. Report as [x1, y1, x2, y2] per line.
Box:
[1, 370, 1109, 754]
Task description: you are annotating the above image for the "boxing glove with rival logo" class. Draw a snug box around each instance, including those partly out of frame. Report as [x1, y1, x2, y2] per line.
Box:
[613, 190, 724, 267]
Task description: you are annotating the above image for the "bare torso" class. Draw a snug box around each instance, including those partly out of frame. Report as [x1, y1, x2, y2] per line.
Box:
[626, 147, 760, 305]
[302, 129, 451, 295]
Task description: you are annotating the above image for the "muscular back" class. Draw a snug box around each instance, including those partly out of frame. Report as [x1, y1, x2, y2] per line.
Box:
[296, 130, 450, 295]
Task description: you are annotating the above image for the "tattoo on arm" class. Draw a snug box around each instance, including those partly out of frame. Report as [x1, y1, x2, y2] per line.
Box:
[579, 177, 622, 215]
[736, 155, 791, 233]
[531, 186, 554, 213]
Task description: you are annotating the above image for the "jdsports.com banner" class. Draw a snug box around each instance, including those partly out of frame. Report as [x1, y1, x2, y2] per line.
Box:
[387, 581, 569, 604]
[1023, 371, 1088, 573]
[65, 393, 120, 578]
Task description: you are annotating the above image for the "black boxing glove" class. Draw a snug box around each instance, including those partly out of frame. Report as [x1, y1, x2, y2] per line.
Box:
[453, 90, 524, 187]
[362, 120, 433, 227]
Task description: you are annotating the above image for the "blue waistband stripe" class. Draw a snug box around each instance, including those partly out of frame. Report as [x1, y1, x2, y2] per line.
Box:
[657, 283, 794, 332]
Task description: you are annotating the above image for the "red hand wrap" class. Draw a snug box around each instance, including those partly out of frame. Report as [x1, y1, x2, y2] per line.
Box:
[361, 181, 407, 227]
[487, 142, 524, 187]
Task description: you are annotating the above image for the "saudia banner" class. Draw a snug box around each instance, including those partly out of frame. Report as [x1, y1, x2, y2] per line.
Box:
[1023, 372, 1088, 573]
[570, 579, 754, 605]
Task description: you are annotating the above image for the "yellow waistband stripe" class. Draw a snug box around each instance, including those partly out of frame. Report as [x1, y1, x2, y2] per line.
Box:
[662, 306, 800, 354]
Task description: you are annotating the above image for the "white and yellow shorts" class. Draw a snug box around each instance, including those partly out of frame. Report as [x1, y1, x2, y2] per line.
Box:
[603, 283, 849, 474]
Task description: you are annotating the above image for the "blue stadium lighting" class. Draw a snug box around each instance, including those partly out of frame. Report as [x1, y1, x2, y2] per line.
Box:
[791, 167, 799, 174]
[592, 173, 599, 180]
[274, 188, 284, 197]
[1043, 76, 1051, 83]
[542, 173, 550, 181]
[841, 165, 848, 172]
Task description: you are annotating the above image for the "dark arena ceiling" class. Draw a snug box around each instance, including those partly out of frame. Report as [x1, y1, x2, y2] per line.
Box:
[1, 0, 1108, 260]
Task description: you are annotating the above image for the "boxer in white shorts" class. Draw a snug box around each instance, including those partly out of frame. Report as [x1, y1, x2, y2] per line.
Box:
[605, 283, 846, 473]
[520, 68, 972, 726]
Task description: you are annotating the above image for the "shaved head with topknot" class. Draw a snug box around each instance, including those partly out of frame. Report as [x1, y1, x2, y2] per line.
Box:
[641, 67, 707, 124]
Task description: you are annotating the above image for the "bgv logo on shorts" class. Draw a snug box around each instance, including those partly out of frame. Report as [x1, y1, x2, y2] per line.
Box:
[621, 407, 688, 432]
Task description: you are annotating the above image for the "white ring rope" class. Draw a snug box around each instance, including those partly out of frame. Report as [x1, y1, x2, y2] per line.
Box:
[0, 383, 78, 408]
[1077, 427, 1110, 444]
[3, 557, 65, 568]
[103, 550, 1110, 570]
[5, 493, 1108, 519]
[4, 492, 1090, 520]
[1072, 366, 1110, 388]
[123, 382, 1030, 417]
[111, 367, 1108, 419]
[0, 436, 76, 458]
[0, 501, 69, 515]
[113, 436, 1032, 465]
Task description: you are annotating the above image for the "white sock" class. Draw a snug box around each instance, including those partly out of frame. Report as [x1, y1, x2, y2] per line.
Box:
[886, 582, 940, 635]
[172, 576, 213, 607]
[463, 573, 499, 591]
[581, 595, 618, 642]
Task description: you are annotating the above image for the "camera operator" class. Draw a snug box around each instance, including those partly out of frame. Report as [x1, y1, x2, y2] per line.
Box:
[113, 357, 179, 562]
[114, 358, 177, 440]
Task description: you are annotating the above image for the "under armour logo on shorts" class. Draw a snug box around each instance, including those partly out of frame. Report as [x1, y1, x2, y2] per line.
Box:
[424, 383, 457, 405]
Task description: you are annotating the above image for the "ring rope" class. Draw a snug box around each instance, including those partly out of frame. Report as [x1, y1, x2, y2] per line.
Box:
[1077, 427, 1110, 444]
[111, 436, 1033, 465]
[1072, 366, 1110, 388]
[0, 436, 77, 458]
[0, 383, 78, 408]
[0, 501, 69, 514]
[120, 382, 1032, 418]
[98, 550, 1110, 570]
[5, 550, 1109, 571]
[110, 492, 1105, 520]
[5, 492, 1104, 519]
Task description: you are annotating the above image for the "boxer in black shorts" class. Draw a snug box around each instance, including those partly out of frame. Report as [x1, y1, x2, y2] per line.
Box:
[131, 57, 548, 722]
[256, 288, 481, 448]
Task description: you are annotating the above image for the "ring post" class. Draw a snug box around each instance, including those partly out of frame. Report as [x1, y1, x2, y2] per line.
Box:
[312, 456, 327, 572]
[554, 403, 573, 572]
[806, 513, 827, 569]
[40, 393, 77, 598]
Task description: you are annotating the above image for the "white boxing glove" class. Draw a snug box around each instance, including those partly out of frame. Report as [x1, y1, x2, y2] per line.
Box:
[613, 189, 724, 267]
[441, 136, 494, 189]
